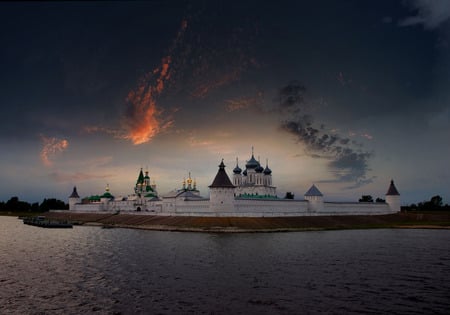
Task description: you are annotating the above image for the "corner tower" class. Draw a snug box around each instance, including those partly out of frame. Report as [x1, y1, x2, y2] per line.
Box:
[209, 160, 236, 213]
[304, 184, 324, 213]
[385, 180, 401, 212]
[68, 186, 81, 210]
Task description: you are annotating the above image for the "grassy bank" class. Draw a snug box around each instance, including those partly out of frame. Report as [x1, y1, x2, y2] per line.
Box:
[38, 211, 450, 232]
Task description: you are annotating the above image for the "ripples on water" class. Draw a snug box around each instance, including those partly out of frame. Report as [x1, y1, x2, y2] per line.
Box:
[1, 216, 449, 314]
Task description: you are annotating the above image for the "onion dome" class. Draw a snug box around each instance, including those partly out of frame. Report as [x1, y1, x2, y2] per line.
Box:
[233, 165, 242, 174]
[386, 180, 400, 196]
[255, 163, 264, 173]
[101, 191, 114, 199]
[263, 160, 272, 175]
[243, 169, 247, 176]
[245, 154, 259, 169]
[233, 158, 242, 174]
[245, 147, 259, 169]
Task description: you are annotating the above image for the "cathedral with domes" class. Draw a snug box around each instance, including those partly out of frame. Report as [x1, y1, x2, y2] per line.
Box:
[67, 148, 401, 217]
[232, 148, 276, 198]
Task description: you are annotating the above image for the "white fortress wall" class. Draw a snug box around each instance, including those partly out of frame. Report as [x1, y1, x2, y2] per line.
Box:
[235, 198, 308, 213]
[71, 203, 105, 212]
[321, 202, 394, 215]
[164, 199, 210, 214]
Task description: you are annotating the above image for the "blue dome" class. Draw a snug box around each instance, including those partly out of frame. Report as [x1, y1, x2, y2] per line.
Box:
[233, 158, 242, 174]
[245, 154, 259, 169]
[243, 169, 247, 176]
[255, 164, 264, 173]
[264, 166, 272, 175]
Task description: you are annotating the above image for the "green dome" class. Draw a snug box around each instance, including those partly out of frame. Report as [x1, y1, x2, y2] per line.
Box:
[101, 192, 114, 199]
[88, 195, 101, 201]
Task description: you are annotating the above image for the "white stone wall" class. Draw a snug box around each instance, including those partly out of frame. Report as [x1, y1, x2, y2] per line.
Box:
[71, 203, 105, 212]
[70, 199, 397, 216]
[321, 202, 394, 215]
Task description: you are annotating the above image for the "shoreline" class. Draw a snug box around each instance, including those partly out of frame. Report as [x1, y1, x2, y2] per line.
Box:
[38, 211, 450, 233]
[85, 223, 450, 233]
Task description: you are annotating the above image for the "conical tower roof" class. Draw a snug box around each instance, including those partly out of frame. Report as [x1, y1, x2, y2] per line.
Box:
[136, 168, 144, 184]
[304, 184, 323, 197]
[386, 180, 400, 196]
[209, 160, 235, 188]
[69, 186, 80, 198]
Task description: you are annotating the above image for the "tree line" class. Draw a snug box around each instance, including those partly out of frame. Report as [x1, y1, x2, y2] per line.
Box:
[359, 194, 449, 211]
[0, 196, 68, 213]
[403, 195, 449, 212]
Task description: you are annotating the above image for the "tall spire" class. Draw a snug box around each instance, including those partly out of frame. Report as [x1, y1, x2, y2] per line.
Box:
[136, 168, 144, 184]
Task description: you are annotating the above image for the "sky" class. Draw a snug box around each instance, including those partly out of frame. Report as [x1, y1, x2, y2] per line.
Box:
[1, 0, 449, 205]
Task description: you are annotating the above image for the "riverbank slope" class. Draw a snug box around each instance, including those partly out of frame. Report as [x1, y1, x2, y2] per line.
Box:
[41, 212, 450, 232]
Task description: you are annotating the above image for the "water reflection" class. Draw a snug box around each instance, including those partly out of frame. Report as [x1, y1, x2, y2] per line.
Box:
[1, 216, 449, 314]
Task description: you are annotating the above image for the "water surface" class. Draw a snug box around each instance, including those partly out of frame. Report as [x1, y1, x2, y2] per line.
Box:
[1, 216, 449, 314]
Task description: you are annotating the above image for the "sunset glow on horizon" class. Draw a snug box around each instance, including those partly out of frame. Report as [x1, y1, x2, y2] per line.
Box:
[1, 1, 450, 204]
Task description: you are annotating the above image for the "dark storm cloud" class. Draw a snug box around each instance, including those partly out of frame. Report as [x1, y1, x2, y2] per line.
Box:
[278, 81, 375, 188]
[399, 0, 450, 29]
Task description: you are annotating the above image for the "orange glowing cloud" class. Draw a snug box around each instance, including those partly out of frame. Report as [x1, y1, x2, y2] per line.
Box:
[122, 19, 188, 145]
[40, 135, 69, 166]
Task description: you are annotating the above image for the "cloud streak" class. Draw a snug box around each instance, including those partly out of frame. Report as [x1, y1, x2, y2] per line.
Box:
[49, 171, 112, 183]
[277, 81, 375, 188]
[40, 135, 69, 167]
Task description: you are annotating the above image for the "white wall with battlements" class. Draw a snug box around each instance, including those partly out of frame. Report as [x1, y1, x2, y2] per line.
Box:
[69, 196, 398, 216]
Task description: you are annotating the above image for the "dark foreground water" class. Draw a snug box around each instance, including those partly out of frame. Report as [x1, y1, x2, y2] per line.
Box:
[1, 216, 449, 314]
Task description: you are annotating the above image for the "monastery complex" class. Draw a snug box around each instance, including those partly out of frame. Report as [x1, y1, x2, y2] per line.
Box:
[67, 150, 401, 217]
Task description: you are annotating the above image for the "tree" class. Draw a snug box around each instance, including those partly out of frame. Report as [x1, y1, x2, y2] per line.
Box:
[409, 195, 445, 211]
[31, 202, 40, 212]
[359, 195, 373, 202]
[39, 198, 69, 212]
[284, 192, 295, 199]
[430, 195, 443, 208]
[4, 196, 31, 212]
[375, 197, 385, 203]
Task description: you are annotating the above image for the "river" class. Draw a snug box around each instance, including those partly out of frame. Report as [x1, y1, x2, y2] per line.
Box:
[1, 216, 449, 314]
